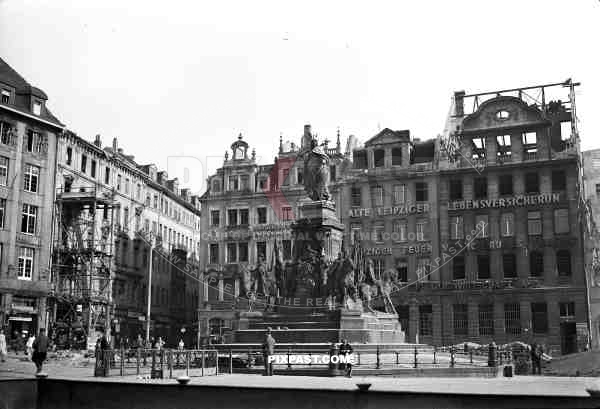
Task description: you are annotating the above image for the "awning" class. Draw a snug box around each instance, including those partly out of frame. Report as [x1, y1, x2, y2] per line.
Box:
[9, 316, 32, 322]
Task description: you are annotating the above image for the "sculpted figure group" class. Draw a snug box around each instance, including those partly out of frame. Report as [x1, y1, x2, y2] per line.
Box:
[241, 248, 397, 314]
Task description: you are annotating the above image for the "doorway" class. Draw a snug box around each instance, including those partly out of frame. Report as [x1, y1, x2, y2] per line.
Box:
[560, 322, 577, 355]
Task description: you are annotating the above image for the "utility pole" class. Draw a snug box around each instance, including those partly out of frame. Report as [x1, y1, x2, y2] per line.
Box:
[145, 237, 155, 344]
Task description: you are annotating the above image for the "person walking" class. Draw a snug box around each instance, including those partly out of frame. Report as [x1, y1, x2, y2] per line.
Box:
[32, 328, 49, 374]
[178, 339, 185, 351]
[26, 334, 35, 358]
[0, 329, 7, 362]
[530, 342, 543, 375]
[339, 339, 354, 378]
[262, 328, 276, 376]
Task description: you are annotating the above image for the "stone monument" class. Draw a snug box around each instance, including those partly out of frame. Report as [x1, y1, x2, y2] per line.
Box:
[234, 137, 405, 344]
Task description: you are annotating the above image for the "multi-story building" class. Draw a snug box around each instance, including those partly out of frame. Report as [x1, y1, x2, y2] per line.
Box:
[52, 132, 202, 348]
[582, 148, 600, 349]
[0, 58, 64, 340]
[433, 83, 587, 354]
[197, 126, 347, 342]
[336, 128, 439, 343]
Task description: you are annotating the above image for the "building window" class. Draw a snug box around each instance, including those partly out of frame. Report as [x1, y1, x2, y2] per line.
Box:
[21, 204, 37, 235]
[392, 147, 402, 165]
[0, 198, 5, 229]
[239, 209, 249, 225]
[282, 240, 292, 260]
[499, 174, 513, 196]
[501, 213, 514, 237]
[477, 254, 490, 279]
[227, 209, 238, 226]
[374, 149, 385, 167]
[296, 170, 303, 185]
[81, 155, 87, 173]
[281, 206, 293, 221]
[416, 182, 428, 202]
[531, 302, 548, 334]
[372, 258, 384, 277]
[393, 220, 407, 242]
[475, 215, 488, 238]
[269, 175, 277, 191]
[530, 251, 544, 277]
[257, 207, 267, 224]
[353, 150, 367, 169]
[474, 177, 487, 199]
[227, 243, 237, 263]
[450, 216, 463, 240]
[117, 175, 122, 191]
[1, 89, 10, 104]
[23, 164, 40, 193]
[596, 184, 600, 198]
[351, 223, 362, 245]
[32, 100, 42, 115]
[479, 304, 494, 336]
[90, 160, 97, 178]
[17, 247, 34, 280]
[449, 180, 462, 201]
[209, 244, 219, 264]
[559, 302, 575, 319]
[418, 305, 433, 337]
[414, 218, 426, 241]
[212, 179, 221, 193]
[472, 137, 486, 159]
[554, 209, 569, 234]
[528, 211, 542, 236]
[0, 156, 8, 186]
[504, 303, 521, 335]
[373, 222, 385, 243]
[552, 170, 566, 191]
[256, 242, 267, 260]
[525, 172, 539, 194]
[104, 167, 110, 184]
[396, 258, 408, 282]
[330, 165, 336, 182]
[229, 175, 239, 191]
[240, 175, 250, 190]
[453, 255, 465, 280]
[136, 184, 141, 200]
[417, 258, 430, 281]
[210, 210, 220, 226]
[503, 253, 517, 278]
[238, 242, 249, 262]
[351, 186, 362, 207]
[372, 186, 383, 206]
[556, 249, 571, 276]
[26, 131, 46, 154]
[125, 178, 130, 194]
[453, 304, 468, 336]
[66, 147, 72, 166]
[497, 134, 511, 160]
[393, 184, 405, 204]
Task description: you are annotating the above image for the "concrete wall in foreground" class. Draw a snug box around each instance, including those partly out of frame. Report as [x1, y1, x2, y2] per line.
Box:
[0, 379, 37, 409]
[27, 379, 600, 409]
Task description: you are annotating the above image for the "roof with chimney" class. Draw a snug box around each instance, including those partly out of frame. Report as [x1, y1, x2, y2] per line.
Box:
[0, 57, 63, 127]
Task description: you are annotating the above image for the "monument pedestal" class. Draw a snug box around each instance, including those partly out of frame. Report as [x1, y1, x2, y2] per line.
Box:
[232, 199, 405, 345]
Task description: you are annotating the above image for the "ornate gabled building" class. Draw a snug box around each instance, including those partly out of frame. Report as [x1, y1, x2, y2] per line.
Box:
[0, 57, 64, 340]
[197, 125, 347, 343]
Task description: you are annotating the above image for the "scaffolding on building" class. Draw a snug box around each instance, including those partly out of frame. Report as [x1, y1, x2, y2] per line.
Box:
[49, 186, 117, 349]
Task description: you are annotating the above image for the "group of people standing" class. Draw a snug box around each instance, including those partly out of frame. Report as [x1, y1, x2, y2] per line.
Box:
[0, 328, 50, 374]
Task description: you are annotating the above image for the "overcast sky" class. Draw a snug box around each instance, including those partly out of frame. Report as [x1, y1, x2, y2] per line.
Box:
[1, 0, 599, 195]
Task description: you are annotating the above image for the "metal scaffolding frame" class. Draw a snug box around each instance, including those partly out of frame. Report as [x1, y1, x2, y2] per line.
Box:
[49, 186, 117, 348]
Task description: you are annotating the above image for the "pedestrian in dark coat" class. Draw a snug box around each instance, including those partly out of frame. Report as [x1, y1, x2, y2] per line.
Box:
[32, 329, 49, 374]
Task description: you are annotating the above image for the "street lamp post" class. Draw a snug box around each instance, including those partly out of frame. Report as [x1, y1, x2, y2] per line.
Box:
[145, 237, 155, 344]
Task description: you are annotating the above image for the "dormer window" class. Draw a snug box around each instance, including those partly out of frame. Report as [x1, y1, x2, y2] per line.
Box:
[1, 89, 10, 104]
[32, 100, 42, 116]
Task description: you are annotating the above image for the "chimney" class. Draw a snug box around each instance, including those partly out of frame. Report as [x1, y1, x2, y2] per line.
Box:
[117, 148, 123, 154]
[112, 137, 118, 151]
[94, 134, 102, 148]
[454, 90, 465, 117]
